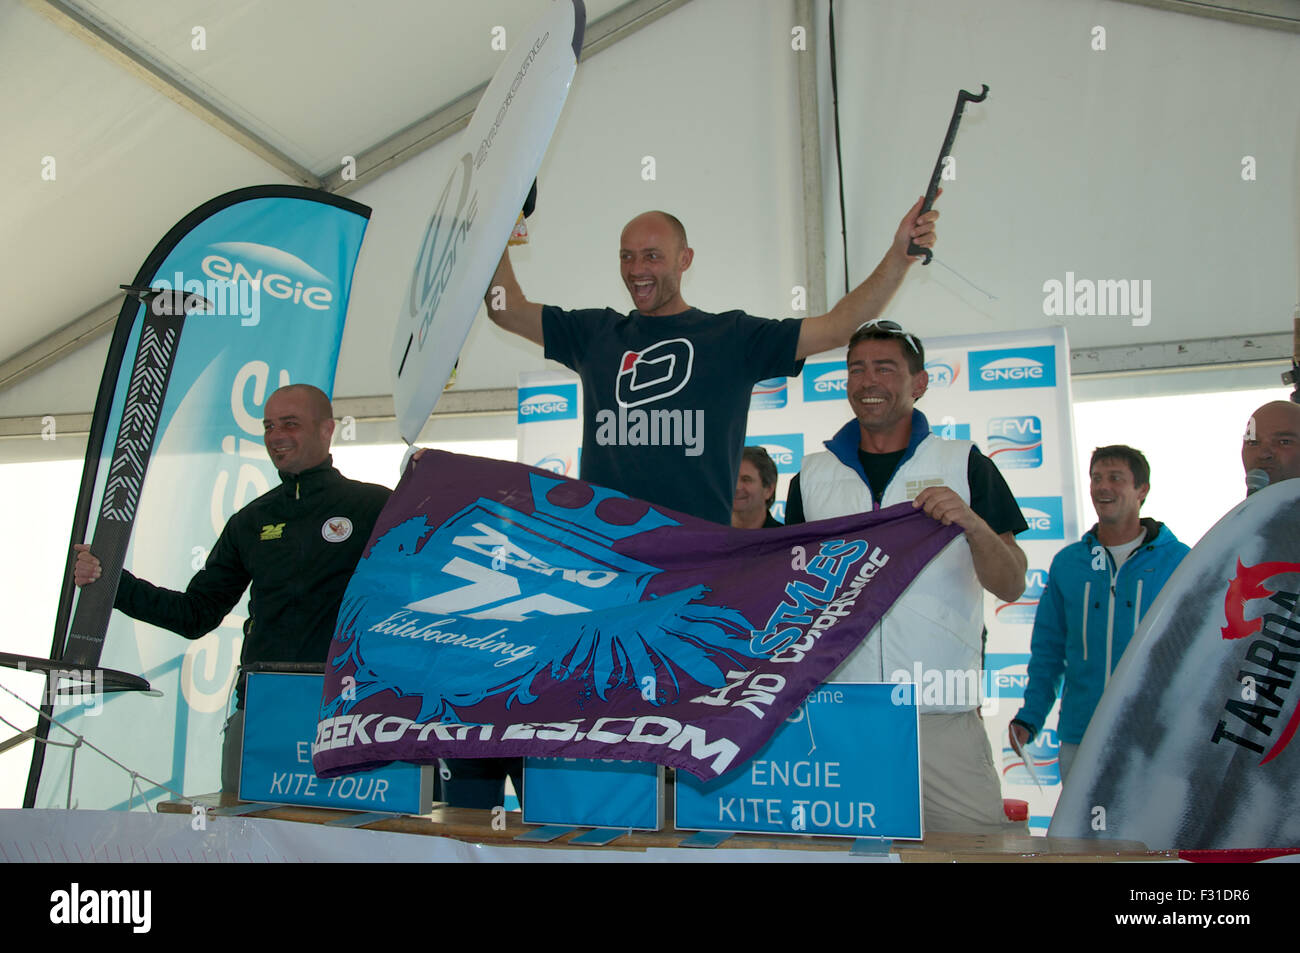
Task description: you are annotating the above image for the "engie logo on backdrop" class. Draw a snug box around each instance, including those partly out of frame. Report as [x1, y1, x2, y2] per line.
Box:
[924, 358, 960, 389]
[748, 434, 804, 474]
[984, 652, 1031, 700]
[995, 568, 1047, 624]
[750, 377, 788, 410]
[518, 383, 577, 423]
[1017, 497, 1065, 540]
[802, 361, 846, 402]
[987, 415, 1043, 468]
[969, 347, 1056, 391]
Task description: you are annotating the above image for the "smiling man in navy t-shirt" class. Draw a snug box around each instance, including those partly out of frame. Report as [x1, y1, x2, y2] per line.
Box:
[486, 198, 939, 524]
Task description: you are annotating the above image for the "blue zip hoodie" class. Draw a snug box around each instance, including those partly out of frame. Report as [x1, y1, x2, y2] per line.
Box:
[1013, 517, 1189, 744]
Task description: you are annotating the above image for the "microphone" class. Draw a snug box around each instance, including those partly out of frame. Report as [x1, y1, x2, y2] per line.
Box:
[1246, 469, 1270, 496]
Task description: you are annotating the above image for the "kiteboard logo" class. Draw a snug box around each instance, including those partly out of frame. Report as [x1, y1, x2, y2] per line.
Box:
[615, 338, 694, 408]
[748, 434, 803, 474]
[969, 346, 1057, 391]
[750, 377, 788, 410]
[987, 415, 1043, 469]
[517, 383, 577, 422]
[923, 359, 959, 388]
[802, 361, 846, 402]
[322, 517, 353, 543]
[595, 338, 703, 457]
[1211, 559, 1300, 765]
[409, 152, 478, 349]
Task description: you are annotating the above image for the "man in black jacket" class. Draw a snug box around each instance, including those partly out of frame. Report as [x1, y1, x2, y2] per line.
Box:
[73, 383, 390, 793]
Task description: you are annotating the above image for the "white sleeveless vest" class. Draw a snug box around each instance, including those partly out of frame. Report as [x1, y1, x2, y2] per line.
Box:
[800, 434, 984, 712]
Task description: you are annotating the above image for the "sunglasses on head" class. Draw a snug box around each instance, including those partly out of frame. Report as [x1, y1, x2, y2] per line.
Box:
[859, 318, 921, 354]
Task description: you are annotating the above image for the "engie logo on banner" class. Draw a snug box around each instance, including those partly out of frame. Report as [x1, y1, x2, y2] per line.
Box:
[1017, 497, 1065, 540]
[750, 377, 788, 410]
[995, 568, 1047, 623]
[969, 346, 1056, 391]
[518, 383, 577, 423]
[987, 415, 1043, 468]
[984, 652, 1031, 700]
[748, 434, 804, 474]
[802, 361, 846, 402]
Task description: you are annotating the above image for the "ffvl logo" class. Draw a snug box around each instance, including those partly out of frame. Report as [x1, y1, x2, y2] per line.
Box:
[987, 415, 1043, 469]
[750, 377, 788, 410]
[996, 567, 1046, 623]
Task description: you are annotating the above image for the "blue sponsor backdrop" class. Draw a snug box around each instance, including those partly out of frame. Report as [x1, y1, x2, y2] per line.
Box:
[517, 382, 578, 423]
[750, 377, 788, 410]
[995, 568, 1047, 624]
[36, 189, 370, 811]
[242, 673, 430, 813]
[969, 346, 1057, 391]
[524, 758, 661, 829]
[676, 683, 921, 839]
[923, 358, 960, 389]
[932, 419, 971, 442]
[1017, 496, 1065, 540]
[747, 433, 804, 474]
[984, 652, 1032, 701]
[1001, 728, 1061, 788]
[801, 361, 847, 402]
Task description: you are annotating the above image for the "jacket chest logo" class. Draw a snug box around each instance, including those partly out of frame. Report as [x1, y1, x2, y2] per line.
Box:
[904, 477, 944, 500]
[322, 517, 353, 543]
[260, 523, 285, 541]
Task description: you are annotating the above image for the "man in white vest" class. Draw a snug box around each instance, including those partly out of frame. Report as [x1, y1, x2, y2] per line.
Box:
[785, 321, 1029, 834]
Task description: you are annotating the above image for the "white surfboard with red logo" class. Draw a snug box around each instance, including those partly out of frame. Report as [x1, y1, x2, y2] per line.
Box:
[1049, 478, 1300, 849]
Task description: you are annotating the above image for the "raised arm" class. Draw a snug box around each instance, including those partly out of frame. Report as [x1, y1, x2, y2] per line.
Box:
[485, 249, 545, 347]
[795, 193, 939, 360]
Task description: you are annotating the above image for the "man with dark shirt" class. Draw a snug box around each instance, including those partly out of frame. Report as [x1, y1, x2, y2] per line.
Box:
[787, 322, 1028, 834]
[485, 200, 938, 523]
[73, 384, 391, 793]
[732, 446, 782, 529]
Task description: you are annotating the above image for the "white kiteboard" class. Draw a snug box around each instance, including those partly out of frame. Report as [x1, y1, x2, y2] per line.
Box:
[1049, 477, 1300, 849]
[392, 0, 585, 443]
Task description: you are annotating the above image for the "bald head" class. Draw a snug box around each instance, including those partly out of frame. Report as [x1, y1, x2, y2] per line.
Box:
[1242, 400, 1300, 486]
[263, 384, 335, 475]
[623, 211, 687, 252]
[618, 211, 694, 317]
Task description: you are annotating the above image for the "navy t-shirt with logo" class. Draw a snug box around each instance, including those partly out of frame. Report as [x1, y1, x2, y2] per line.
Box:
[542, 306, 803, 524]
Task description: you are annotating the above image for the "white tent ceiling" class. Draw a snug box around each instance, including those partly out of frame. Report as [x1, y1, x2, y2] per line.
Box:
[1, 0, 1297, 439]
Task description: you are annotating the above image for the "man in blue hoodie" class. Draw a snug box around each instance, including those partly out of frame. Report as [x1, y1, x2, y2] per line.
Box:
[1010, 446, 1189, 781]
